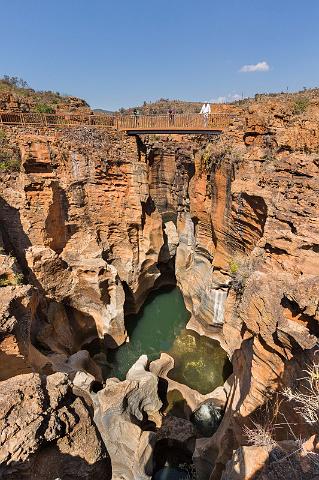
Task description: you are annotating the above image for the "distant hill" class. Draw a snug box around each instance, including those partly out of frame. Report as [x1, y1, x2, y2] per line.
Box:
[94, 108, 115, 115]
[118, 99, 203, 115]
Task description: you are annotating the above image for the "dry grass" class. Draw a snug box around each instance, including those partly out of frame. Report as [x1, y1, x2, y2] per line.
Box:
[243, 357, 319, 478]
[244, 421, 278, 450]
[283, 361, 319, 425]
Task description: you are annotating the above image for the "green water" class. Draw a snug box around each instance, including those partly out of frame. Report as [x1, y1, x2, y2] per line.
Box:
[107, 287, 190, 380]
[106, 286, 231, 394]
[168, 329, 232, 394]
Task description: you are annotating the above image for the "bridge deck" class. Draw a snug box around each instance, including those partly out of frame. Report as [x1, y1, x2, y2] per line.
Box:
[123, 127, 223, 135]
[0, 111, 232, 133]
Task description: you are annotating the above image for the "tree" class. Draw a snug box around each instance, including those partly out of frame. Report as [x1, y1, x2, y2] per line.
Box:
[1, 75, 29, 88]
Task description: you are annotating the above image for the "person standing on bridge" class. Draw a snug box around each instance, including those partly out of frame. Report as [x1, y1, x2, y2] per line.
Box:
[200, 102, 211, 127]
[133, 108, 139, 127]
[168, 107, 175, 126]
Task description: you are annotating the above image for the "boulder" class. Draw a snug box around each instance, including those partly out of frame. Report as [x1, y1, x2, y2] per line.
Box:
[0, 372, 111, 479]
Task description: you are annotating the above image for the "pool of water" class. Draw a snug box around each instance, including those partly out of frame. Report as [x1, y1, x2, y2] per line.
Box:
[167, 329, 232, 395]
[106, 287, 190, 380]
[106, 286, 231, 394]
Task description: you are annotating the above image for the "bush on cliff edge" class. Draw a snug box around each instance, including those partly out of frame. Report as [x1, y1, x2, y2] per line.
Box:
[0, 129, 21, 172]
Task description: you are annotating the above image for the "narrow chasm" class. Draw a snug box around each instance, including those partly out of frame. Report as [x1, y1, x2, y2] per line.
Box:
[94, 137, 234, 480]
[104, 279, 232, 480]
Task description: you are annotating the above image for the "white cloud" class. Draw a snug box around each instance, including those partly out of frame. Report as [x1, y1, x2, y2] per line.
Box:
[210, 93, 242, 104]
[240, 61, 270, 73]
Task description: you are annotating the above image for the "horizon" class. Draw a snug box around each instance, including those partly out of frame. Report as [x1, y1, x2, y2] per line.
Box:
[1, 0, 319, 110]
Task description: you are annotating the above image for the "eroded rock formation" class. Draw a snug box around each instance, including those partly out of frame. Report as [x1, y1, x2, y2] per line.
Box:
[1, 90, 319, 478]
[0, 372, 111, 479]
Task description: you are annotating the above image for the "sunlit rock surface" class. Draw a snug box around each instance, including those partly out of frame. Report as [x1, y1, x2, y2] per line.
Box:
[92, 355, 162, 480]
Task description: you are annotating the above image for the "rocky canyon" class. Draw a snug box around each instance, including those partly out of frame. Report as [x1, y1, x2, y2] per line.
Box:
[0, 86, 319, 480]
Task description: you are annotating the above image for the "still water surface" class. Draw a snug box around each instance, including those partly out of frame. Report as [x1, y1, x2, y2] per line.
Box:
[106, 287, 231, 394]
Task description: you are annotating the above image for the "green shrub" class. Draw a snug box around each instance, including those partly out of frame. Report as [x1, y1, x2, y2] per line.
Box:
[0, 148, 21, 172]
[229, 255, 253, 294]
[35, 103, 55, 114]
[293, 96, 309, 115]
[13, 273, 24, 285]
[229, 259, 239, 274]
[0, 272, 24, 287]
[148, 134, 161, 142]
[202, 148, 212, 169]
[0, 275, 11, 287]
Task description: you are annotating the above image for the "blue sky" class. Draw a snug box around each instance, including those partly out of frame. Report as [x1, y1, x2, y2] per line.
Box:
[1, 0, 318, 110]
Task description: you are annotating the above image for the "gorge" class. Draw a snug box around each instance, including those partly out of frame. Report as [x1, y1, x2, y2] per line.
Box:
[0, 86, 319, 480]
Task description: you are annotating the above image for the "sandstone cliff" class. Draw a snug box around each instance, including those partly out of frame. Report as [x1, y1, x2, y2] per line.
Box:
[0, 90, 319, 479]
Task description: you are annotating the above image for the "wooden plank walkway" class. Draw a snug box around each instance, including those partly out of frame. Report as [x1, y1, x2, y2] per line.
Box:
[0, 111, 232, 133]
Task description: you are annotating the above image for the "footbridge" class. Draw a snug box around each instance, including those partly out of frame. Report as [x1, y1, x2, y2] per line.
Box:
[0, 111, 233, 135]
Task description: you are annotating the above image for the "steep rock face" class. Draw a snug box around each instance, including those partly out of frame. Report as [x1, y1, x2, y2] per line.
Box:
[0, 284, 37, 381]
[0, 372, 111, 479]
[0, 128, 215, 376]
[198, 102, 319, 478]
[0, 128, 166, 374]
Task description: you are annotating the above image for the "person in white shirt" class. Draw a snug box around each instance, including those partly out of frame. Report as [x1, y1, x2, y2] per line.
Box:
[200, 102, 211, 127]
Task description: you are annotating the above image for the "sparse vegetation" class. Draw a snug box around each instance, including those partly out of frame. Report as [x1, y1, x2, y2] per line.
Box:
[283, 361, 319, 424]
[0, 129, 6, 142]
[229, 259, 239, 274]
[0, 126, 21, 172]
[0, 74, 89, 112]
[293, 96, 310, 115]
[0, 146, 21, 172]
[34, 103, 55, 114]
[0, 275, 11, 287]
[201, 146, 213, 169]
[0, 151, 21, 172]
[243, 355, 319, 478]
[118, 98, 203, 116]
[0, 272, 24, 287]
[148, 134, 162, 142]
[229, 255, 253, 294]
[1, 75, 29, 89]
[244, 421, 277, 450]
[200, 138, 244, 173]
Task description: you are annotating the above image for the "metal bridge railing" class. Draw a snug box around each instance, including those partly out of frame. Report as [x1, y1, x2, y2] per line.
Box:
[0, 111, 232, 130]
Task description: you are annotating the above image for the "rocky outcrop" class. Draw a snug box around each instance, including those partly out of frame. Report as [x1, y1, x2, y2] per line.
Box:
[150, 353, 230, 412]
[222, 436, 319, 480]
[92, 355, 162, 480]
[196, 100, 319, 478]
[0, 372, 111, 479]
